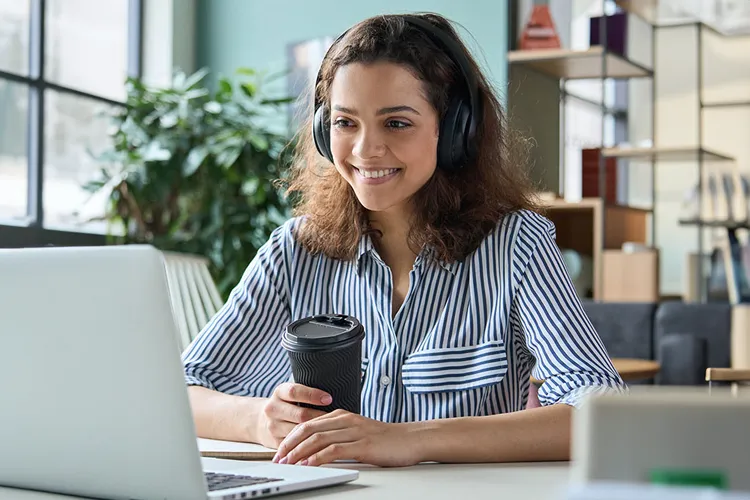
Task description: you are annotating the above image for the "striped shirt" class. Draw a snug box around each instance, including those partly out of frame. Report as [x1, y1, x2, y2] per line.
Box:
[182, 210, 624, 422]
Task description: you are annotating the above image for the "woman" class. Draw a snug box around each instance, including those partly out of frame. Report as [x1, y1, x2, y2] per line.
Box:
[182, 12, 624, 468]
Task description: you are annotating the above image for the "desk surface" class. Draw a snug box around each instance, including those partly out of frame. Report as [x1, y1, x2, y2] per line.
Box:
[0, 462, 571, 500]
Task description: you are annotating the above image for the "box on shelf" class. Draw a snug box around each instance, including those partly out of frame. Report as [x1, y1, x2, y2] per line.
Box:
[589, 12, 628, 57]
[582, 148, 618, 204]
[602, 248, 659, 302]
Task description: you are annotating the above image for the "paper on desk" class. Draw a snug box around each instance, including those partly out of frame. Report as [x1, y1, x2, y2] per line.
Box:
[198, 438, 277, 460]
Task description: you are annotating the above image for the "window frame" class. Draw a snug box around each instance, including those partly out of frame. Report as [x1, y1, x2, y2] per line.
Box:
[0, 0, 142, 247]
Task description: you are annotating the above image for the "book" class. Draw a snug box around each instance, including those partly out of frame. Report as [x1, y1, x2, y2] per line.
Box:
[198, 438, 277, 461]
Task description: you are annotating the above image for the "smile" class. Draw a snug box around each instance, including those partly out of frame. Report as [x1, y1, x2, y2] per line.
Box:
[353, 167, 402, 183]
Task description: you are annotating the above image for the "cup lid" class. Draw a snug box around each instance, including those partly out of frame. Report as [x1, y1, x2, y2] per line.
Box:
[283, 314, 364, 350]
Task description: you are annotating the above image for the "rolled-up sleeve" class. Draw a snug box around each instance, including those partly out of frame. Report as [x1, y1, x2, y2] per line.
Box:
[181, 222, 293, 397]
[511, 215, 625, 407]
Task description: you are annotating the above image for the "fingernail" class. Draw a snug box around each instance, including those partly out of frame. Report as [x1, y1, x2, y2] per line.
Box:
[272, 454, 279, 463]
[298, 459, 309, 466]
[321, 395, 332, 404]
[278, 456, 288, 465]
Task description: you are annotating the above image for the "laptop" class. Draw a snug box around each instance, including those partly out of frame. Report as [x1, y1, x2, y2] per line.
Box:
[0, 244, 358, 500]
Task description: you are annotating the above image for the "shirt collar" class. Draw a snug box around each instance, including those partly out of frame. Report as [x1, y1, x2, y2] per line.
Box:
[355, 235, 460, 276]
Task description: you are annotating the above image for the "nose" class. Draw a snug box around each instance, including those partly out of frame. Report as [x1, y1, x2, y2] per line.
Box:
[352, 127, 386, 159]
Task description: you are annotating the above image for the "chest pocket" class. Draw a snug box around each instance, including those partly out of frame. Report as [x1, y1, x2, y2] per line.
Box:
[401, 340, 508, 394]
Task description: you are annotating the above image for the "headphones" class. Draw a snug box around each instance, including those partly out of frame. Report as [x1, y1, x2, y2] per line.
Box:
[311, 15, 482, 173]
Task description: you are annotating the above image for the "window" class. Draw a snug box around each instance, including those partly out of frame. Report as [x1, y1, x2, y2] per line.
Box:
[0, 0, 141, 234]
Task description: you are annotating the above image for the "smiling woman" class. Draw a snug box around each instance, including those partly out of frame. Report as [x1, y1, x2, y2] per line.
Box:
[182, 12, 625, 469]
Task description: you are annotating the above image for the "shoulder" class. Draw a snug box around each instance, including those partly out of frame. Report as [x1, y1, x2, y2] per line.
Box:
[483, 209, 556, 253]
[469, 209, 557, 283]
[264, 216, 306, 250]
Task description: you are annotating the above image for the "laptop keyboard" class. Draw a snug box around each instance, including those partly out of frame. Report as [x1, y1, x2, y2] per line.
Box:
[205, 471, 283, 492]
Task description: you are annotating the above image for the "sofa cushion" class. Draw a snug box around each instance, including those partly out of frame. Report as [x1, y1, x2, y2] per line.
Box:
[581, 301, 656, 360]
[654, 301, 731, 371]
[657, 333, 708, 385]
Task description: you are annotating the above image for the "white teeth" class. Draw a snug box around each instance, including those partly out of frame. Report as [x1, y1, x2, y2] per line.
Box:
[357, 168, 398, 179]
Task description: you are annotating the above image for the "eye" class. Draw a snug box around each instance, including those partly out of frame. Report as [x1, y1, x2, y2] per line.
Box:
[386, 119, 411, 129]
[332, 118, 353, 128]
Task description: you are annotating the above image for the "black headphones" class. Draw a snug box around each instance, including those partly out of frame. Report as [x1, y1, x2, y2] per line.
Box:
[311, 15, 482, 173]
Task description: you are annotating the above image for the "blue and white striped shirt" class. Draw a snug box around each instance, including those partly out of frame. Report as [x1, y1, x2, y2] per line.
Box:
[182, 210, 624, 422]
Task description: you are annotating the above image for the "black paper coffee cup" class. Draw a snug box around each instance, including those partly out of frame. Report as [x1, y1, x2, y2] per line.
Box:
[282, 314, 365, 414]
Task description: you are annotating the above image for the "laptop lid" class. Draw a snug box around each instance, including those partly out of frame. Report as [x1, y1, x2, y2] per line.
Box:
[0, 245, 208, 500]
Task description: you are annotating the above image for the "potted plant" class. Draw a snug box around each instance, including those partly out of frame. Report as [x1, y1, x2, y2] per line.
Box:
[84, 67, 293, 299]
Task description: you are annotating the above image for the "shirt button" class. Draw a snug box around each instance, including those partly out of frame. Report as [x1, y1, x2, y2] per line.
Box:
[380, 375, 391, 386]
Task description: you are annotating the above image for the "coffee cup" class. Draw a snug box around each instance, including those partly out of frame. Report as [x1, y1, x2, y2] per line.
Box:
[282, 314, 365, 414]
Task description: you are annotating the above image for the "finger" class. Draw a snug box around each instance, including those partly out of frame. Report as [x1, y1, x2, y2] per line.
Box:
[283, 429, 358, 466]
[268, 420, 297, 443]
[306, 442, 361, 467]
[275, 383, 332, 406]
[268, 400, 326, 424]
[273, 412, 353, 462]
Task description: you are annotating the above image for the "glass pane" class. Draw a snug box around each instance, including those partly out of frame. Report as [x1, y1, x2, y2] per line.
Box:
[45, 0, 129, 101]
[0, 0, 30, 75]
[44, 90, 117, 232]
[0, 79, 29, 222]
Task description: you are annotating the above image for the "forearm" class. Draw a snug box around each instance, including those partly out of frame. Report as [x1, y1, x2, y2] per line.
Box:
[187, 386, 267, 443]
[409, 404, 572, 464]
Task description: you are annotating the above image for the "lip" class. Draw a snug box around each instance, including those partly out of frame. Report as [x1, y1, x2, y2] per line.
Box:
[352, 166, 402, 185]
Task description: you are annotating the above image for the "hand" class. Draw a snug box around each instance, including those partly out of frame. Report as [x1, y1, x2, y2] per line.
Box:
[255, 383, 331, 449]
[272, 410, 421, 467]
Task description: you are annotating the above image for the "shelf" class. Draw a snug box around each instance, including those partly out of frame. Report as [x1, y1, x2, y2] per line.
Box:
[507, 46, 652, 80]
[616, 0, 750, 36]
[543, 198, 652, 213]
[678, 219, 750, 230]
[616, 0, 701, 26]
[600, 146, 736, 163]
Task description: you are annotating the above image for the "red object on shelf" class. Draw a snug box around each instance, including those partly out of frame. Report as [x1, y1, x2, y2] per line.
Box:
[519, 5, 562, 50]
[582, 148, 617, 204]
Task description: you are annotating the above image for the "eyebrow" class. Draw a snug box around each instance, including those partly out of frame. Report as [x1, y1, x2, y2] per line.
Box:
[332, 105, 421, 116]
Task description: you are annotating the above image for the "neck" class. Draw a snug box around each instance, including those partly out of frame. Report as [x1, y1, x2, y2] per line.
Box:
[368, 207, 418, 272]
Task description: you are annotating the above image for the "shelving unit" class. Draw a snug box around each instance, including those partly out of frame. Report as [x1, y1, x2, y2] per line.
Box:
[506, 46, 652, 79]
[508, 0, 656, 301]
[615, 0, 749, 302]
[543, 197, 650, 299]
[507, 0, 747, 302]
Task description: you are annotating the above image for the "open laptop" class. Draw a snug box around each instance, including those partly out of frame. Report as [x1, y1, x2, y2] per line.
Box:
[0, 244, 358, 500]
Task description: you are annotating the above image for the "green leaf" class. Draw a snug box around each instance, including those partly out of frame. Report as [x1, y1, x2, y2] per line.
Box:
[183, 146, 209, 176]
[204, 101, 222, 114]
[248, 134, 269, 151]
[216, 147, 242, 169]
[141, 141, 172, 162]
[260, 96, 295, 106]
[160, 111, 179, 128]
[218, 79, 232, 95]
[241, 83, 256, 98]
[241, 178, 260, 196]
[183, 67, 210, 90]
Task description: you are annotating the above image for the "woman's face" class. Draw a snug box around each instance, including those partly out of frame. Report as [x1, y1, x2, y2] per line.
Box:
[328, 61, 439, 216]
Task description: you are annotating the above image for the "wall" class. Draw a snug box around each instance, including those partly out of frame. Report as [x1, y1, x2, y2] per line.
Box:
[195, 0, 508, 101]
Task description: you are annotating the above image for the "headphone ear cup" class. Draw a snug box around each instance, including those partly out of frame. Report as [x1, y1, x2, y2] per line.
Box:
[437, 95, 472, 172]
[313, 104, 334, 163]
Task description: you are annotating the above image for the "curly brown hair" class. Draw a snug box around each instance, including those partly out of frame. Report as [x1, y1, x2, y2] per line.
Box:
[282, 12, 540, 264]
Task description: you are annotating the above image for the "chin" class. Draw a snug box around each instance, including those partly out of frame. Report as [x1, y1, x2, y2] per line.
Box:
[353, 192, 405, 213]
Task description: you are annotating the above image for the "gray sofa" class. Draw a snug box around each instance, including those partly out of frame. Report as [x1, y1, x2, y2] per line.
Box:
[581, 301, 732, 385]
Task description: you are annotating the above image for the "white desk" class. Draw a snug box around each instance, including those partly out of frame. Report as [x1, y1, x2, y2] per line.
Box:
[0, 462, 571, 500]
